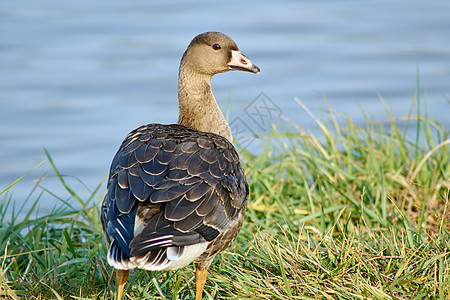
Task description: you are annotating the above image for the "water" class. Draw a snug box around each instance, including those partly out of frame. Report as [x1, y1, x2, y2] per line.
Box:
[1, 0, 449, 216]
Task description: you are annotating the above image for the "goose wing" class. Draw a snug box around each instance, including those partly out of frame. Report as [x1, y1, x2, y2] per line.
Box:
[101, 123, 248, 269]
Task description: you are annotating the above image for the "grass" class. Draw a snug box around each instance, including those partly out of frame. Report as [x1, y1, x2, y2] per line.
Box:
[1, 91, 449, 299]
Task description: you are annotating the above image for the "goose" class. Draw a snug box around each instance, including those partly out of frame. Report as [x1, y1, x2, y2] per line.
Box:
[100, 31, 259, 300]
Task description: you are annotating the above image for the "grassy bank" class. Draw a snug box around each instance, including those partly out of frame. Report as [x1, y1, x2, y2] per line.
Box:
[1, 95, 449, 299]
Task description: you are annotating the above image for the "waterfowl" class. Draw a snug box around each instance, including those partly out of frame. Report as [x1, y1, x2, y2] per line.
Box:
[100, 31, 259, 299]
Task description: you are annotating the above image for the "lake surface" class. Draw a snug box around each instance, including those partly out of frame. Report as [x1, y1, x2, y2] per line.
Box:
[1, 0, 449, 217]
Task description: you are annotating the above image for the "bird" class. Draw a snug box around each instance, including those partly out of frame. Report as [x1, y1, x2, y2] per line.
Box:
[100, 31, 259, 300]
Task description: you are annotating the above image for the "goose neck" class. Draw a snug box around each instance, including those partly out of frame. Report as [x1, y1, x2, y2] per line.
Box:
[177, 68, 233, 142]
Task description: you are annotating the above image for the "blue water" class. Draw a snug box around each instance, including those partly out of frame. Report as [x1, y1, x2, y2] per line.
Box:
[1, 0, 449, 217]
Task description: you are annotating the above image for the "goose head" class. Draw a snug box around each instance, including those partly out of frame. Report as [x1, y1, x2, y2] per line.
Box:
[180, 31, 260, 76]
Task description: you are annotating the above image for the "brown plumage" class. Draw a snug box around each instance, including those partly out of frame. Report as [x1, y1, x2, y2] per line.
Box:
[100, 32, 259, 299]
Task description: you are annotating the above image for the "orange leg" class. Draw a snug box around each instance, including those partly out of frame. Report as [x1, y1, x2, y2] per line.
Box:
[116, 269, 129, 300]
[195, 267, 208, 300]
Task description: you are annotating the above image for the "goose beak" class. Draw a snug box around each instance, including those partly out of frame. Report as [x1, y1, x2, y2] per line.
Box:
[228, 50, 260, 74]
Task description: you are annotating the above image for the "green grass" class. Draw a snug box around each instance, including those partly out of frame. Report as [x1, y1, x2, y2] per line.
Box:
[1, 92, 449, 299]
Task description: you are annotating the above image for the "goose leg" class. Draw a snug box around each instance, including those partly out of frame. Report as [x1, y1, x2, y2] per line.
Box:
[195, 267, 208, 300]
[116, 269, 129, 300]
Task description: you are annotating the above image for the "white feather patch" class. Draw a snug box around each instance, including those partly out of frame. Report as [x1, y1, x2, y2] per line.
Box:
[133, 214, 146, 236]
[162, 243, 207, 271]
[166, 246, 183, 261]
[130, 242, 208, 271]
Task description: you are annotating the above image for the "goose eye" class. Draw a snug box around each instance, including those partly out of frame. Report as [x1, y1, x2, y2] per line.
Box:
[212, 44, 221, 50]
